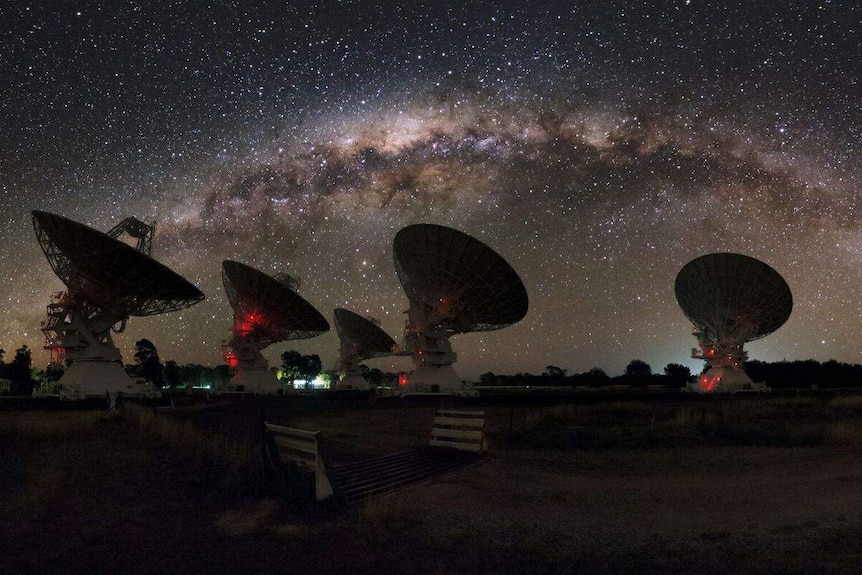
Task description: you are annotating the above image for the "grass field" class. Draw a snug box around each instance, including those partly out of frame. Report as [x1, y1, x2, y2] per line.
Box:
[4, 395, 862, 574]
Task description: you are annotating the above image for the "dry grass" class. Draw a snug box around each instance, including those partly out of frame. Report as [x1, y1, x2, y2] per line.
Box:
[0, 410, 105, 437]
[491, 396, 862, 450]
[287, 405, 437, 459]
[6, 397, 862, 574]
[122, 401, 259, 488]
[828, 395, 862, 408]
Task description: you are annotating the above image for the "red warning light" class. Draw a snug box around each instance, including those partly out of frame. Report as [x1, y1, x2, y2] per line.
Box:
[237, 310, 265, 335]
[438, 296, 452, 315]
[398, 373, 408, 387]
[700, 373, 720, 391]
[51, 348, 66, 364]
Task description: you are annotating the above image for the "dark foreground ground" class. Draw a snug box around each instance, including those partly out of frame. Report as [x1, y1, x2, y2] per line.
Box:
[4, 401, 862, 574]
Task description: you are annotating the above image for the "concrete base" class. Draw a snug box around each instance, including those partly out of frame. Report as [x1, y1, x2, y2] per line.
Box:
[226, 368, 291, 395]
[35, 359, 156, 400]
[692, 366, 763, 393]
[336, 374, 369, 391]
[400, 365, 475, 396]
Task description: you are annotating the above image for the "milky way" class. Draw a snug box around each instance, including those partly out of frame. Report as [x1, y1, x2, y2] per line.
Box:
[1, 2, 860, 378]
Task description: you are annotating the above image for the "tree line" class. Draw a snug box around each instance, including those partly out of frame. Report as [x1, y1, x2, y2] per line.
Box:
[5, 337, 862, 394]
[745, 359, 862, 389]
[479, 358, 862, 390]
[0, 346, 35, 395]
[479, 360, 693, 389]
[129, 341, 327, 390]
[0, 339, 333, 394]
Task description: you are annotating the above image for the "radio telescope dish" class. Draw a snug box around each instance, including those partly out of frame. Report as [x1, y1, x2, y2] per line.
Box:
[221, 260, 329, 394]
[31, 210, 205, 400]
[34, 211, 204, 317]
[393, 224, 528, 394]
[334, 308, 397, 390]
[675, 252, 792, 393]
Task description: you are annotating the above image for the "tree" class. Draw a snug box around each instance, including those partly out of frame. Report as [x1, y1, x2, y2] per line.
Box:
[588, 367, 608, 378]
[625, 359, 652, 378]
[365, 367, 384, 387]
[319, 369, 339, 389]
[281, 350, 323, 389]
[280, 350, 304, 387]
[543, 365, 568, 379]
[585, 367, 611, 387]
[9, 345, 35, 396]
[305, 354, 322, 380]
[44, 362, 65, 382]
[212, 364, 232, 387]
[134, 339, 164, 388]
[177, 363, 202, 388]
[478, 372, 497, 386]
[163, 360, 181, 389]
[622, 359, 653, 387]
[664, 363, 692, 387]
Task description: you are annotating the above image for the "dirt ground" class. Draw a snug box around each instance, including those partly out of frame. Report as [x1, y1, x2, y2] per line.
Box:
[3, 409, 862, 574]
[380, 447, 862, 573]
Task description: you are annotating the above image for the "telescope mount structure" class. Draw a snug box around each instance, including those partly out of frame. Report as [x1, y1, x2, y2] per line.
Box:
[33, 211, 204, 400]
[675, 252, 792, 393]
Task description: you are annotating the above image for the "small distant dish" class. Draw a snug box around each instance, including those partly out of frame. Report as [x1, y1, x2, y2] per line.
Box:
[675, 252, 792, 393]
[334, 308, 396, 391]
[334, 308, 397, 361]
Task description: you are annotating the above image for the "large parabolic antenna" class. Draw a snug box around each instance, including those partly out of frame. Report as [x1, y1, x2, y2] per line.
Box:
[221, 260, 329, 394]
[334, 308, 397, 391]
[393, 224, 528, 394]
[33, 210, 204, 399]
[675, 252, 792, 392]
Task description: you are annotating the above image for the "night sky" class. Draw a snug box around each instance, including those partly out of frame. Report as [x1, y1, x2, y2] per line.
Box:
[1, 1, 860, 379]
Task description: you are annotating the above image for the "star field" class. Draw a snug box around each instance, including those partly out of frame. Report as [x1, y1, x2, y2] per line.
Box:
[1, 1, 860, 378]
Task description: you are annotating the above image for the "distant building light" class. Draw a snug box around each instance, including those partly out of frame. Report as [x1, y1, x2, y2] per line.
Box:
[296, 376, 329, 390]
